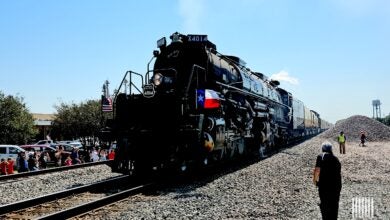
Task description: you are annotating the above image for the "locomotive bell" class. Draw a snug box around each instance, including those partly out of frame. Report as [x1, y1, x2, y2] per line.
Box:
[203, 132, 214, 152]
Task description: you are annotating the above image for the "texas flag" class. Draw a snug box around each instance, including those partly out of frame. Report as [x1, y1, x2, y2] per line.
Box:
[196, 89, 220, 109]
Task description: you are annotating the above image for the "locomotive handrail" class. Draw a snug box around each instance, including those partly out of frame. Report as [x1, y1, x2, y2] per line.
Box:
[208, 48, 246, 71]
[185, 64, 206, 96]
[112, 71, 143, 119]
[145, 56, 156, 84]
[216, 81, 290, 109]
[115, 71, 143, 97]
[130, 71, 144, 95]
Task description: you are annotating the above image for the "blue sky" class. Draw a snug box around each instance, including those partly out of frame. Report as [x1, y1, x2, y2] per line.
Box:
[1, 0, 389, 124]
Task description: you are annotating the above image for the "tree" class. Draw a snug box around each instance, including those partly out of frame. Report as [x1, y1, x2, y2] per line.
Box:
[50, 99, 103, 143]
[383, 114, 390, 126]
[376, 114, 390, 127]
[0, 91, 37, 144]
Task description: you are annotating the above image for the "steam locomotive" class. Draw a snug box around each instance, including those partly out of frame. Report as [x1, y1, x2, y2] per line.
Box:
[102, 32, 331, 175]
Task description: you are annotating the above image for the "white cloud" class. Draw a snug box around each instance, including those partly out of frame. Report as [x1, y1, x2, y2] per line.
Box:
[270, 70, 299, 85]
[178, 0, 205, 33]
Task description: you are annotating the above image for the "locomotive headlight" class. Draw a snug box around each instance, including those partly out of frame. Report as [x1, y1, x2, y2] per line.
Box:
[157, 37, 166, 48]
[153, 73, 163, 86]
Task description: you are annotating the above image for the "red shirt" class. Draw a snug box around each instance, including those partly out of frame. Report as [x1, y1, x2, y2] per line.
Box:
[0, 161, 7, 175]
[108, 151, 115, 160]
[7, 160, 14, 174]
[65, 159, 72, 166]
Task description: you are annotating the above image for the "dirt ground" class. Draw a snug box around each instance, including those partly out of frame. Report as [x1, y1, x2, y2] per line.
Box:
[332, 140, 390, 219]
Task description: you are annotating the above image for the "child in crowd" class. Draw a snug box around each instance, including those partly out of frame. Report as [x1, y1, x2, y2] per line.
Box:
[7, 158, 14, 174]
[0, 158, 8, 175]
[108, 149, 115, 160]
[99, 149, 107, 161]
[65, 155, 72, 166]
[90, 149, 99, 162]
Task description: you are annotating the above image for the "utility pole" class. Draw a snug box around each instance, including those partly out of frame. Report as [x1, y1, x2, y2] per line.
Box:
[104, 80, 110, 98]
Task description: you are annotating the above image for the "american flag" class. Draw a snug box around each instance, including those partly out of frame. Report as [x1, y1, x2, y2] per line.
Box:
[101, 96, 113, 112]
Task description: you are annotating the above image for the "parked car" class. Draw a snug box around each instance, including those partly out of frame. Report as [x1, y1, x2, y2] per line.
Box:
[20, 144, 57, 160]
[0, 145, 26, 167]
[50, 143, 76, 152]
[56, 140, 82, 148]
[33, 140, 54, 145]
[68, 142, 83, 149]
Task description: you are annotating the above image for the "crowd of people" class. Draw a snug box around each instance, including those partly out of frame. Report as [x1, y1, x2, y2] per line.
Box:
[0, 145, 115, 175]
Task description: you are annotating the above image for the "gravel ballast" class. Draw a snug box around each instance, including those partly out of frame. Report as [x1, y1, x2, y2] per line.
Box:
[93, 137, 389, 219]
[0, 165, 121, 205]
[84, 115, 390, 219]
[1, 115, 389, 219]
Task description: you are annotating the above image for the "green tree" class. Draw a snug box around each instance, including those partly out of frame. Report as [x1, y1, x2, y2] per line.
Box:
[51, 99, 103, 142]
[376, 114, 390, 127]
[383, 114, 390, 126]
[0, 91, 37, 144]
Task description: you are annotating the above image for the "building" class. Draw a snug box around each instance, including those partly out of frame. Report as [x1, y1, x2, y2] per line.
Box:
[32, 113, 55, 140]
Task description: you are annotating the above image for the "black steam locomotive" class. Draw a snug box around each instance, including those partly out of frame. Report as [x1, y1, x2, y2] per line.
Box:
[102, 32, 330, 175]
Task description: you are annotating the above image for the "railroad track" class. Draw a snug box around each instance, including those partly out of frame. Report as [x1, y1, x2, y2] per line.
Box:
[39, 183, 153, 220]
[0, 175, 154, 219]
[0, 160, 112, 182]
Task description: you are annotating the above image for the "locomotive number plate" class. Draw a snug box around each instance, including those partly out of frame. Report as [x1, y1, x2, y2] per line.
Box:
[188, 35, 208, 42]
[143, 84, 155, 98]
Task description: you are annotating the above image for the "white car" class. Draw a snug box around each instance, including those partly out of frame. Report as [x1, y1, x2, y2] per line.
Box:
[34, 140, 53, 145]
[0, 145, 26, 164]
[69, 142, 83, 149]
[57, 140, 82, 148]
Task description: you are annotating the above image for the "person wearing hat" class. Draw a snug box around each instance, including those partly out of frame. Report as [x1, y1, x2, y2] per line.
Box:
[337, 131, 346, 154]
[313, 142, 342, 220]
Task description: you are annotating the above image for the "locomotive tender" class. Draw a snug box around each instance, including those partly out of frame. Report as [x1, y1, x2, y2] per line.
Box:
[103, 32, 330, 175]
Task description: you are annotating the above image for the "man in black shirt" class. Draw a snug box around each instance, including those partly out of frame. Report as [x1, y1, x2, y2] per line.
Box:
[313, 142, 342, 220]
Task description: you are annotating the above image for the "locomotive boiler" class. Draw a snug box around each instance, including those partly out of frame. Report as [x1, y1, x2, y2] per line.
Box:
[102, 32, 329, 175]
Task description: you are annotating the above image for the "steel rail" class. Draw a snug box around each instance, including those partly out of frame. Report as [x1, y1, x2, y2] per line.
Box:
[0, 160, 113, 181]
[37, 183, 154, 220]
[0, 174, 128, 215]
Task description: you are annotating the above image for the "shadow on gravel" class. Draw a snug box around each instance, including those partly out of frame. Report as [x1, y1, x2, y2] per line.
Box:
[141, 135, 318, 197]
[150, 148, 296, 195]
